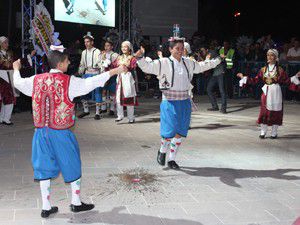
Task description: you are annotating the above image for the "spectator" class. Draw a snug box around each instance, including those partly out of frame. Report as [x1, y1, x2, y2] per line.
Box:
[279, 43, 290, 63]
[287, 39, 300, 62]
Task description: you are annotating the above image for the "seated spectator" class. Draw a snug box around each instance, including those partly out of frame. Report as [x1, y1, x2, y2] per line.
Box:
[287, 39, 300, 62]
[279, 43, 289, 63]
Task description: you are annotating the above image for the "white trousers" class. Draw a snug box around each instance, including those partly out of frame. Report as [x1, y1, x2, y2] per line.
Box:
[116, 103, 134, 121]
[0, 103, 13, 123]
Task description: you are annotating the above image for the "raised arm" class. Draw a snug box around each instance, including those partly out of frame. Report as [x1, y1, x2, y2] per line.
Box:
[69, 65, 127, 100]
[135, 46, 161, 76]
[237, 69, 263, 87]
[193, 57, 222, 74]
[12, 59, 34, 96]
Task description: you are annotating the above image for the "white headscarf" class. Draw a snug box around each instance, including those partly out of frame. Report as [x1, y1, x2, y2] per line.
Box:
[0, 36, 8, 50]
[184, 42, 192, 54]
[267, 49, 279, 61]
[0, 36, 8, 45]
[121, 41, 133, 54]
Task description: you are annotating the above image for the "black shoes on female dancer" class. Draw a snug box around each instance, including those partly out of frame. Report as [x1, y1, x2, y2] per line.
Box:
[41, 202, 94, 218]
[157, 151, 180, 170]
[41, 207, 58, 218]
[259, 134, 278, 139]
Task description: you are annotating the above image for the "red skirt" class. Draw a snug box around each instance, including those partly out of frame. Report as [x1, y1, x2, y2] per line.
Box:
[117, 78, 138, 107]
[0, 78, 15, 105]
[257, 93, 283, 126]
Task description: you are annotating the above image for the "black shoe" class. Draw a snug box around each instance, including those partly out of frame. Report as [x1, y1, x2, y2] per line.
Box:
[207, 108, 219, 111]
[220, 108, 227, 114]
[70, 202, 95, 213]
[100, 110, 107, 114]
[270, 135, 277, 139]
[259, 134, 265, 139]
[108, 110, 115, 116]
[115, 118, 123, 122]
[167, 160, 180, 170]
[2, 121, 13, 125]
[94, 114, 101, 120]
[78, 112, 90, 118]
[128, 119, 135, 124]
[41, 206, 58, 218]
[157, 151, 166, 166]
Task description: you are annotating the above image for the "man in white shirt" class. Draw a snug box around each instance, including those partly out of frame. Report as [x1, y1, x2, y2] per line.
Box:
[12, 45, 126, 218]
[287, 40, 300, 62]
[78, 32, 102, 120]
[135, 37, 221, 170]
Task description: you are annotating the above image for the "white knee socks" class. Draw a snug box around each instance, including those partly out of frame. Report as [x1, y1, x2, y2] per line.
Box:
[168, 137, 182, 161]
[71, 178, 81, 206]
[40, 180, 51, 210]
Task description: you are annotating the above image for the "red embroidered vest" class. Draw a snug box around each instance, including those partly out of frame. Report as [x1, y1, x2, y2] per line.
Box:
[32, 73, 75, 129]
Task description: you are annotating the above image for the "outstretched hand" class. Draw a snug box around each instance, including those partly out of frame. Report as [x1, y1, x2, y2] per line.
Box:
[220, 54, 226, 59]
[110, 65, 128, 76]
[236, 73, 244, 79]
[134, 46, 145, 58]
[206, 53, 211, 60]
[13, 59, 21, 70]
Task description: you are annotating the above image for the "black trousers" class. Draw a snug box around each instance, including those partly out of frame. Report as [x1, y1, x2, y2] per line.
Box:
[207, 74, 227, 110]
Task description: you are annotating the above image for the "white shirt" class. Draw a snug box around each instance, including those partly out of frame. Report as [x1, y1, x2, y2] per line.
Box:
[287, 47, 300, 58]
[105, 51, 112, 60]
[169, 56, 190, 91]
[78, 47, 101, 74]
[13, 69, 110, 101]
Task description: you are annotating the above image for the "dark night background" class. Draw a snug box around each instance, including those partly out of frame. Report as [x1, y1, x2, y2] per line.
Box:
[0, 0, 299, 46]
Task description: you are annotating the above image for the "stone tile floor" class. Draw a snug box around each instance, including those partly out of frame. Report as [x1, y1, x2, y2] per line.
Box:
[0, 97, 299, 225]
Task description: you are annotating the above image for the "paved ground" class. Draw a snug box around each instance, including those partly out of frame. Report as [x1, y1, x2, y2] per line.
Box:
[0, 96, 300, 225]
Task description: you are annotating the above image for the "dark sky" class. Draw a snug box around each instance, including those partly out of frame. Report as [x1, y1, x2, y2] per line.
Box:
[0, 0, 299, 46]
[198, 0, 300, 41]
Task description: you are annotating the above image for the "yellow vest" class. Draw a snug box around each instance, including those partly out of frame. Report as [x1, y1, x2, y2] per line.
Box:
[219, 47, 234, 69]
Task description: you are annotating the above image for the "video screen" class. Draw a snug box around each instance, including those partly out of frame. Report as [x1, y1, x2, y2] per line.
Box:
[54, 0, 115, 27]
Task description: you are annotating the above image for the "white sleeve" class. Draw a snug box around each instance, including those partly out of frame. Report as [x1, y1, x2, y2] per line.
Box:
[13, 70, 34, 96]
[287, 49, 292, 57]
[78, 52, 85, 74]
[68, 72, 111, 101]
[291, 75, 300, 85]
[193, 58, 221, 74]
[239, 77, 248, 87]
[137, 57, 161, 76]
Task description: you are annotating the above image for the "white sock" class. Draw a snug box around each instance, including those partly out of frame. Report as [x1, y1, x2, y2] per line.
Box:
[40, 180, 51, 210]
[71, 178, 81, 206]
[160, 138, 171, 153]
[168, 137, 182, 161]
[96, 104, 101, 115]
[82, 101, 89, 113]
[116, 103, 124, 119]
[109, 96, 115, 111]
[260, 124, 268, 136]
[3, 104, 13, 123]
[0, 103, 4, 122]
[271, 125, 279, 137]
[101, 97, 107, 111]
[127, 106, 135, 121]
